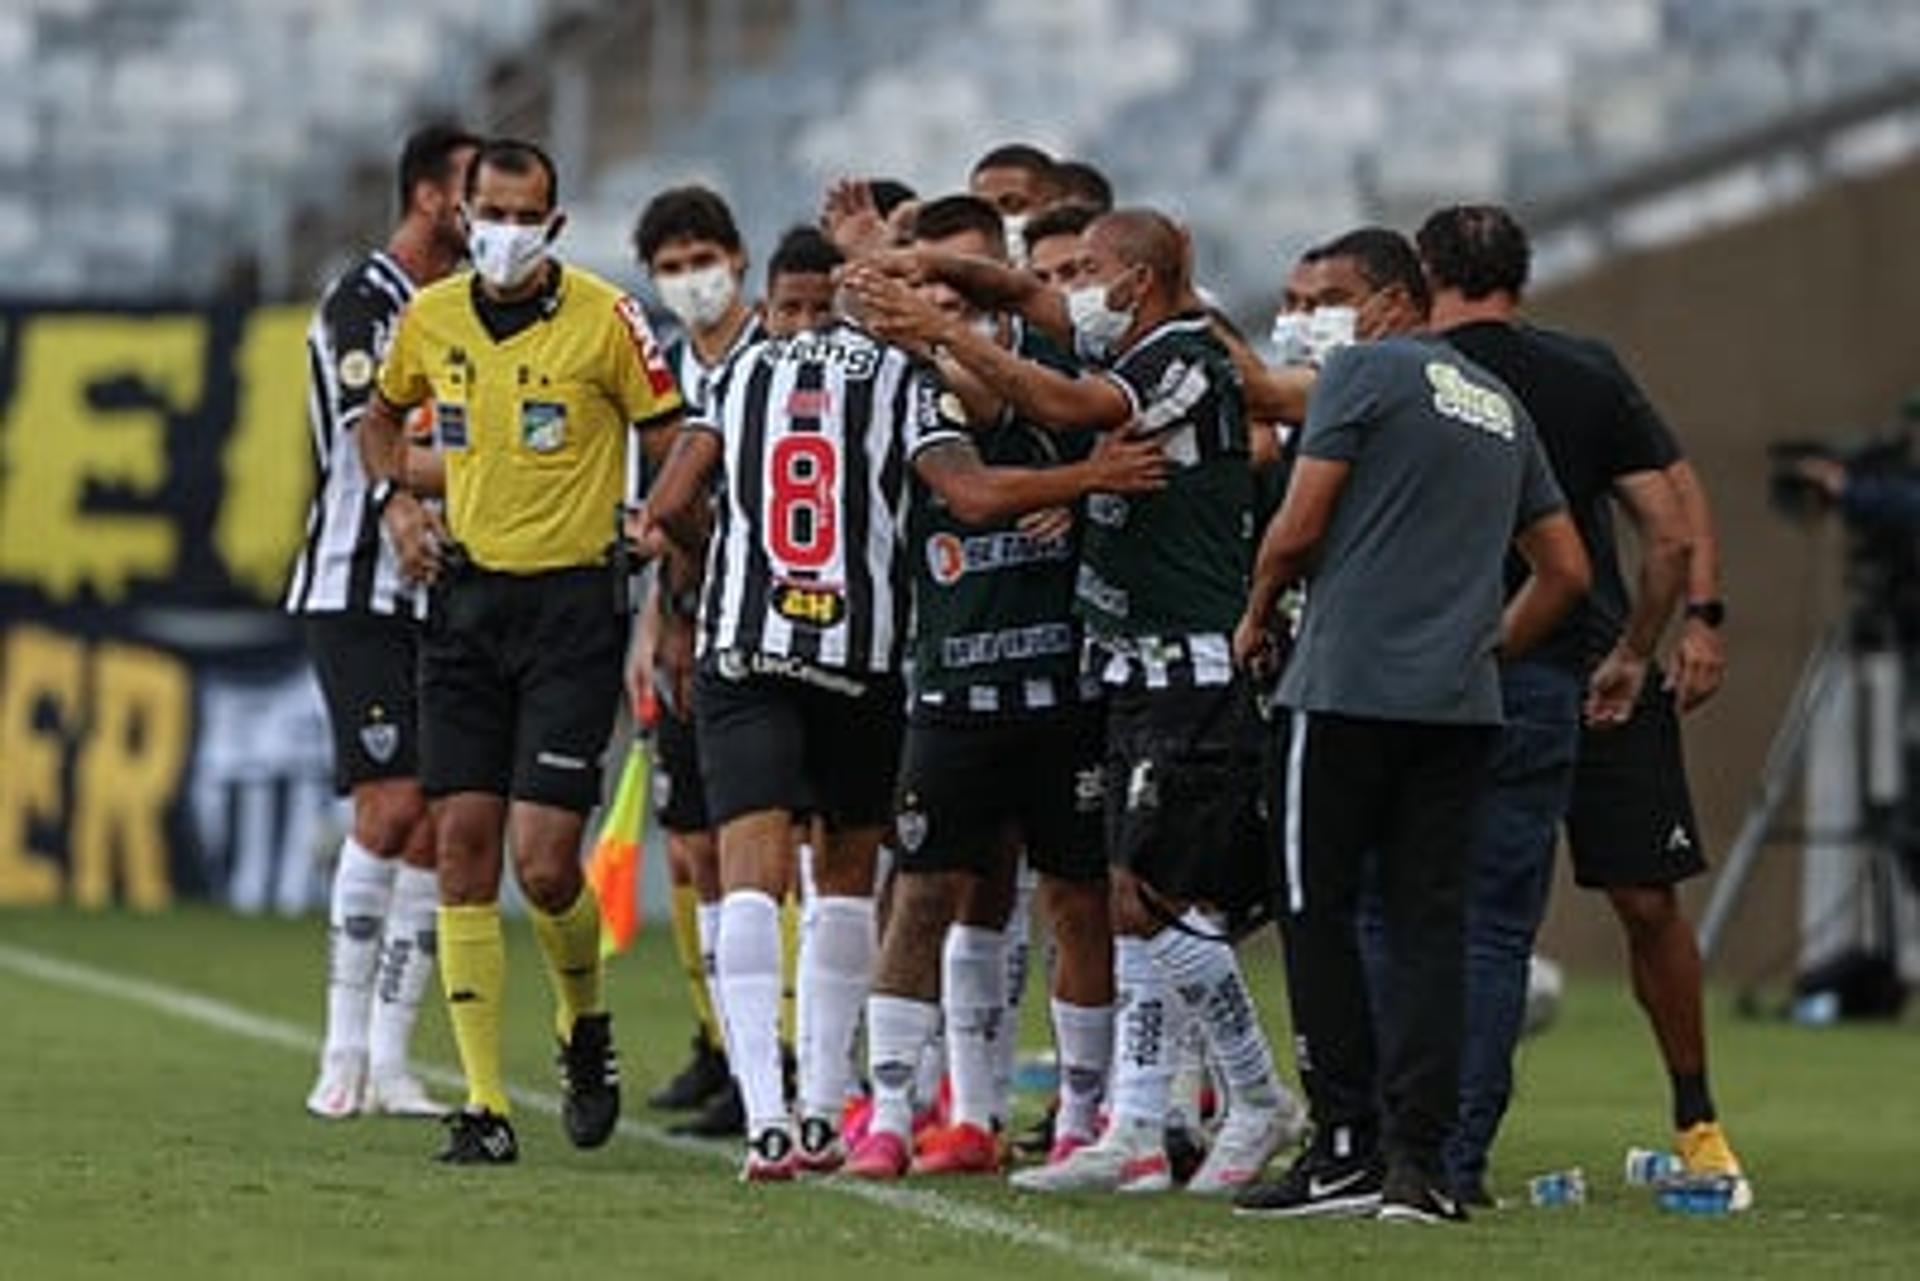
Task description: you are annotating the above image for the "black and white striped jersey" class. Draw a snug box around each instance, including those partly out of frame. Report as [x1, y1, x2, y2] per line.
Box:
[633, 312, 767, 503]
[693, 320, 966, 674]
[284, 250, 423, 618]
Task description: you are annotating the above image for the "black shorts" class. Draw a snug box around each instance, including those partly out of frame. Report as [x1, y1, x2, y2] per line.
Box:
[653, 706, 710, 834]
[420, 565, 624, 814]
[893, 705, 1106, 883]
[1106, 679, 1268, 916]
[693, 651, 904, 831]
[303, 612, 420, 793]
[1566, 674, 1707, 888]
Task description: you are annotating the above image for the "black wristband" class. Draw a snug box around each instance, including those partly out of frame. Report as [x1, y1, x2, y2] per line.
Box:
[662, 585, 701, 621]
[1684, 598, 1726, 628]
[370, 478, 400, 515]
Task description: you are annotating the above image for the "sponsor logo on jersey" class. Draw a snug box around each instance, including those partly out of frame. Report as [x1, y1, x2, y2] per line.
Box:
[1075, 563, 1130, 617]
[924, 529, 1070, 587]
[616, 295, 678, 398]
[1425, 361, 1516, 439]
[775, 582, 846, 627]
[1087, 493, 1129, 527]
[941, 623, 1075, 669]
[786, 388, 833, 418]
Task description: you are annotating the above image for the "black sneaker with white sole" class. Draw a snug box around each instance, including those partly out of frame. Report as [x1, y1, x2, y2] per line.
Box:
[1378, 1165, 1470, 1224]
[436, 1108, 519, 1165]
[558, 1012, 620, 1149]
[1233, 1148, 1384, 1218]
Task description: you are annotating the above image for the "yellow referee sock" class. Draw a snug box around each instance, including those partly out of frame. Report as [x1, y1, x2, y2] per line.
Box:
[439, 904, 509, 1116]
[671, 882, 723, 1048]
[779, 890, 800, 1047]
[532, 884, 605, 1042]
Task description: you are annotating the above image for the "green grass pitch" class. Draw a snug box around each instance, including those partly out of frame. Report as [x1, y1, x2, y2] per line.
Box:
[0, 908, 1915, 1279]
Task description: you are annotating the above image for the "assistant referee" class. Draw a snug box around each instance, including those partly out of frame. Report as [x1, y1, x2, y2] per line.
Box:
[359, 138, 685, 1165]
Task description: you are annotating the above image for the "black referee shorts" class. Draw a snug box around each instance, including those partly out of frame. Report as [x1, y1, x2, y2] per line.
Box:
[893, 703, 1106, 883]
[420, 564, 624, 814]
[693, 650, 904, 832]
[1566, 671, 1707, 889]
[303, 612, 421, 794]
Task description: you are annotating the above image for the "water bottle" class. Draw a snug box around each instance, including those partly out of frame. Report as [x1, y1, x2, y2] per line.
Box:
[1655, 1174, 1738, 1216]
[1624, 1147, 1683, 1186]
[1527, 1167, 1587, 1208]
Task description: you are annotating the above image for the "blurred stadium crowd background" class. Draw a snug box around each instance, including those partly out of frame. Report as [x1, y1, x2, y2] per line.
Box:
[4, 0, 1920, 993]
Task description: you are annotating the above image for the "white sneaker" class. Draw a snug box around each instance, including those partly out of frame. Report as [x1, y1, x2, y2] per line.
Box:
[363, 1072, 445, 1117]
[1009, 1123, 1169, 1194]
[1186, 1099, 1308, 1196]
[305, 1051, 366, 1119]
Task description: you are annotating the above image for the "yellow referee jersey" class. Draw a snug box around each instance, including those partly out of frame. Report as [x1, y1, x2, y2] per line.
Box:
[376, 264, 682, 573]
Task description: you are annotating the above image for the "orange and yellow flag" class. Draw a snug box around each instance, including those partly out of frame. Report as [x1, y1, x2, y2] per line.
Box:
[586, 737, 650, 957]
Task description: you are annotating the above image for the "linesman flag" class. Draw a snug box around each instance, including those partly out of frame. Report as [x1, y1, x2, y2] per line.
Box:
[587, 736, 650, 957]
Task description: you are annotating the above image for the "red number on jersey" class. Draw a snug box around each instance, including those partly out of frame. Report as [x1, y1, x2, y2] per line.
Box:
[767, 435, 839, 570]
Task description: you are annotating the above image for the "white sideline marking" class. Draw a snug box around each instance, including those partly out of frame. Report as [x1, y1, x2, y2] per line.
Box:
[0, 942, 1219, 1281]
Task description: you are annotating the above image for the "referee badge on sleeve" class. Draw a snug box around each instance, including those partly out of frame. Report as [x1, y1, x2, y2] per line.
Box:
[521, 400, 568, 452]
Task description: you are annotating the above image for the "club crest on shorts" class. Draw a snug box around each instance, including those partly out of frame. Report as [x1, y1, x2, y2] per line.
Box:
[359, 704, 399, 764]
[652, 767, 673, 811]
[895, 800, 929, 852]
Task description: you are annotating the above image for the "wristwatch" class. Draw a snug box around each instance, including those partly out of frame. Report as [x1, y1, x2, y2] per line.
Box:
[1684, 598, 1726, 628]
[369, 477, 399, 515]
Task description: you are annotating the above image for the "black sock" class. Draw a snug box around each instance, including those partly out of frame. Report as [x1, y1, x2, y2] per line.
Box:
[1672, 1072, 1716, 1130]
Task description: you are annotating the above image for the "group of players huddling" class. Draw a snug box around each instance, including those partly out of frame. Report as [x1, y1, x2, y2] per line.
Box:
[291, 127, 1749, 1225]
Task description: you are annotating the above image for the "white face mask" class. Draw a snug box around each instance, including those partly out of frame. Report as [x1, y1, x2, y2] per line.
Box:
[1003, 213, 1031, 266]
[1269, 311, 1311, 366]
[655, 263, 738, 330]
[468, 217, 553, 290]
[1067, 280, 1134, 365]
[1305, 305, 1357, 364]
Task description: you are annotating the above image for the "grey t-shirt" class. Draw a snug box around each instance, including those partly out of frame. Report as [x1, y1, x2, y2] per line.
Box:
[1277, 335, 1566, 726]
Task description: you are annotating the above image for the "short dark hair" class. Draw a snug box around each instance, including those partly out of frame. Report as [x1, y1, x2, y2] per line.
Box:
[1415, 204, 1532, 301]
[397, 122, 481, 214]
[971, 142, 1054, 179]
[767, 224, 844, 285]
[1024, 202, 1099, 253]
[632, 185, 743, 266]
[868, 178, 917, 218]
[1311, 226, 1431, 314]
[1050, 160, 1113, 213]
[910, 194, 1004, 247]
[464, 138, 559, 210]
[1093, 208, 1185, 298]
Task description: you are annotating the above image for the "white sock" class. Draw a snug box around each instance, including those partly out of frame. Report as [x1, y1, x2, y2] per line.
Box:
[321, 837, 395, 1061]
[1108, 936, 1175, 1132]
[997, 868, 1036, 1122]
[942, 924, 1008, 1130]
[798, 895, 874, 1120]
[1148, 922, 1289, 1114]
[866, 994, 939, 1141]
[914, 1023, 947, 1114]
[1051, 998, 1113, 1143]
[697, 900, 726, 1049]
[367, 863, 437, 1081]
[719, 890, 785, 1132]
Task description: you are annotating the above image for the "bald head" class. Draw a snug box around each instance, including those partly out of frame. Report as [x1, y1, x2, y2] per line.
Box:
[1088, 207, 1185, 299]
